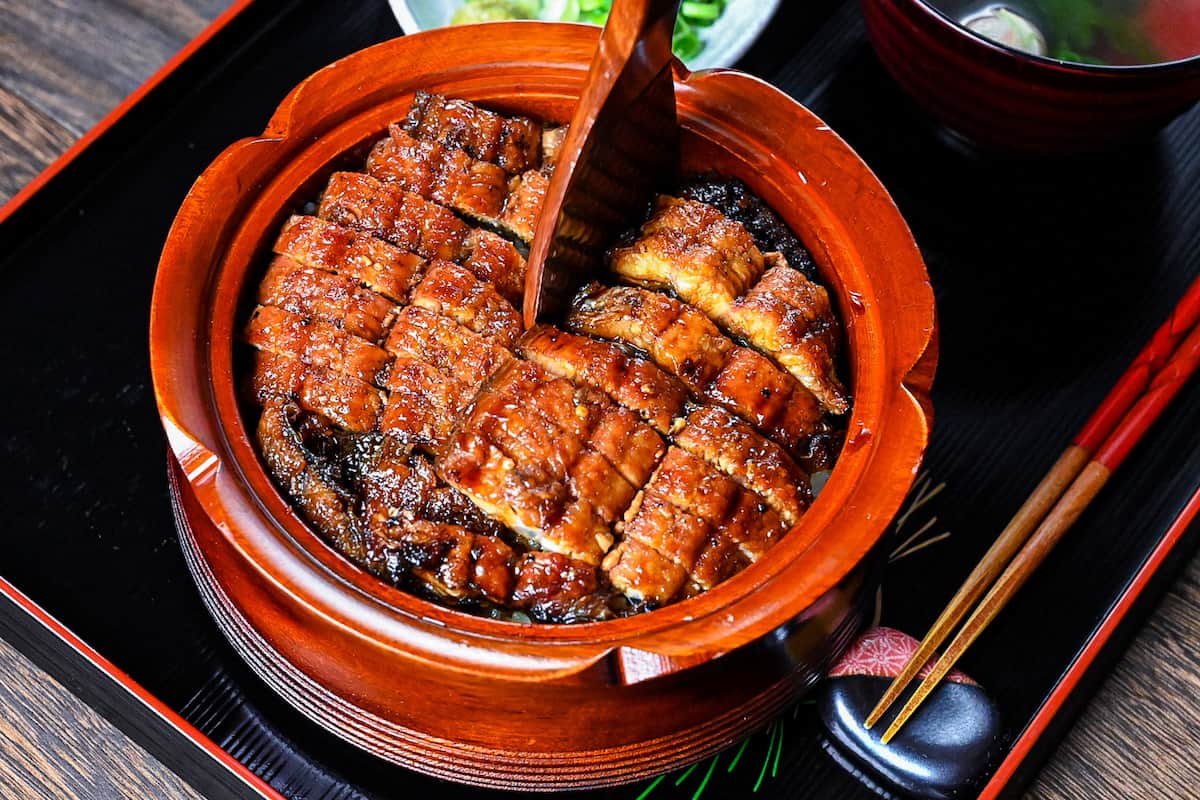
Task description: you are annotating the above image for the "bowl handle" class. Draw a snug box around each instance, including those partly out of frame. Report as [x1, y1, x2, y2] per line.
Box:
[612, 646, 723, 685]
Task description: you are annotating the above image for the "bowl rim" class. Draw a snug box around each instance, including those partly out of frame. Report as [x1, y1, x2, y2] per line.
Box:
[909, 0, 1200, 75]
[150, 22, 936, 679]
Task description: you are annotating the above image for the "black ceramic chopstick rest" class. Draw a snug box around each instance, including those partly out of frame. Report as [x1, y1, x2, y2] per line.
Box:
[818, 627, 1006, 799]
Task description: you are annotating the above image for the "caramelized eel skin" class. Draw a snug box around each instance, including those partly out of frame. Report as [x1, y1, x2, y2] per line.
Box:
[246, 95, 846, 622]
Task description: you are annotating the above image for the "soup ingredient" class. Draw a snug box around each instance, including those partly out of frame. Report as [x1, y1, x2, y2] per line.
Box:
[945, 0, 1200, 65]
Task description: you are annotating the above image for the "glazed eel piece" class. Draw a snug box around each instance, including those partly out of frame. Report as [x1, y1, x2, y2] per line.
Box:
[567, 284, 832, 465]
[610, 195, 848, 413]
[245, 305, 393, 388]
[517, 325, 687, 435]
[273, 214, 425, 304]
[318, 171, 527, 305]
[367, 126, 549, 243]
[381, 305, 513, 448]
[361, 439, 607, 620]
[604, 447, 788, 604]
[258, 256, 398, 343]
[437, 359, 664, 566]
[402, 91, 542, 176]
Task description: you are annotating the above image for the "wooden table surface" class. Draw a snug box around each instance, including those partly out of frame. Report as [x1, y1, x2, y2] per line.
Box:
[1, 2, 1198, 798]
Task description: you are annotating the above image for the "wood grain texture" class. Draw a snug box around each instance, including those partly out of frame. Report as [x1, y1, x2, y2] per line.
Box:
[0, 636, 202, 800]
[0, 1, 1196, 798]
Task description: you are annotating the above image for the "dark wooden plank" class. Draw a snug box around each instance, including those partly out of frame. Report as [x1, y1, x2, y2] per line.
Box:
[1030, 555, 1200, 798]
[0, 636, 202, 799]
[0, 84, 76, 200]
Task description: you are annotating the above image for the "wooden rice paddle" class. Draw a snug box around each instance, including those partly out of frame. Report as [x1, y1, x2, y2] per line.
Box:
[866, 274, 1200, 742]
[524, 0, 682, 326]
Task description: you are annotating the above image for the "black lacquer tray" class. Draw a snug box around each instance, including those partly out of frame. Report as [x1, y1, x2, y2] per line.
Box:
[2, 2, 1198, 798]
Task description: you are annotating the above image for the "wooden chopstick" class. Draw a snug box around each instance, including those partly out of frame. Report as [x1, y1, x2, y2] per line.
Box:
[865, 274, 1200, 740]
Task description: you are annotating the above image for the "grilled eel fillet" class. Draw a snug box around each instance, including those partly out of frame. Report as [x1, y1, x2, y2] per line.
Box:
[318, 171, 527, 304]
[403, 91, 542, 176]
[257, 409, 602, 613]
[249, 94, 840, 617]
[436, 360, 663, 566]
[567, 284, 833, 466]
[367, 125, 548, 243]
[610, 195, 848, 413]
[604, 446, 789, 604]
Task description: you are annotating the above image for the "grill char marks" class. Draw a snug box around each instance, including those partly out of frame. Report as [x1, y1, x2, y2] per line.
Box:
[724, 260, 848, 413]
[610, 196, 764, 319]
[675, 405, 810, 526]
[252, 351, 384, 434]
[518, 326, 687, 434]
[701, 347, 828, 461]
[367, 126, 510, 220]
[568, 285, 831, 463]
[274, 215, 424, 303]
[319, 172, 471, 262]
[603, 447, 785, 604]
[381, 306, 512, 448]
[568, 284, 733, 392]
[246, 305, 392, 388]
[610, 196, 848, 414]
[437, 361, 630, 566]
[258, 256, 397, 342]
[317, 172, 528, 306]
[403, 91, 541, 176]
[257, 400, 365, 561]
[368, 125, 548, 244]
[410, 260, 523, 348]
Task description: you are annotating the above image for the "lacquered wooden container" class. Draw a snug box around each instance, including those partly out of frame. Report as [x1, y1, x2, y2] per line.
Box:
[150, 23, 936, 790]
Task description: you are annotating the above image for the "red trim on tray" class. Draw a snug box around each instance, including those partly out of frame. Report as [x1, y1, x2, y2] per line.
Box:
[0, 575, 284, 800]
[0, 0, 260, 227]
[979, 483, 1200, 799]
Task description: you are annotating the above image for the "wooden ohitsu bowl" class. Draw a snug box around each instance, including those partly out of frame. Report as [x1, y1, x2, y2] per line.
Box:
[149, 23, 937, 790]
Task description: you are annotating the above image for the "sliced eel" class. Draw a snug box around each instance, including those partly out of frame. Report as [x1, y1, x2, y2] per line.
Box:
[462, 228, 527, 306]
[724, 261, 848, 413]
[608, 196, 847, 413]
[258, 255, 398, 342]
[318, 171, 472, 262]
[409, 260, 522, 348]
[273, 215, 424, 303]
[256, 400, 365, 560]
[567, 284, 732, 392]
[677, 175, 817, 277]
[380, 305, 512, 447]
[609, 196, 764, 320]
[252, 351, 384, 434]
[700, 346, 829, 459]
[245, 305, 392, 388]
[517, 325, 686, 434]
[497, 169, 548, 242]
[511, 551, 605, 622]
[674, 405, 810, 526]
[384, 305, 512, 388]
[403, 91, 541, 176]
[367, 126, 510, 220]
[568, 285, 829, 457]
[436, 361, 652, 565]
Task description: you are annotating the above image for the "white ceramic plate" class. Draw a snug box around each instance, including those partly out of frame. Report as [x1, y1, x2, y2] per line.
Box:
[387, 0, 781, 71]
